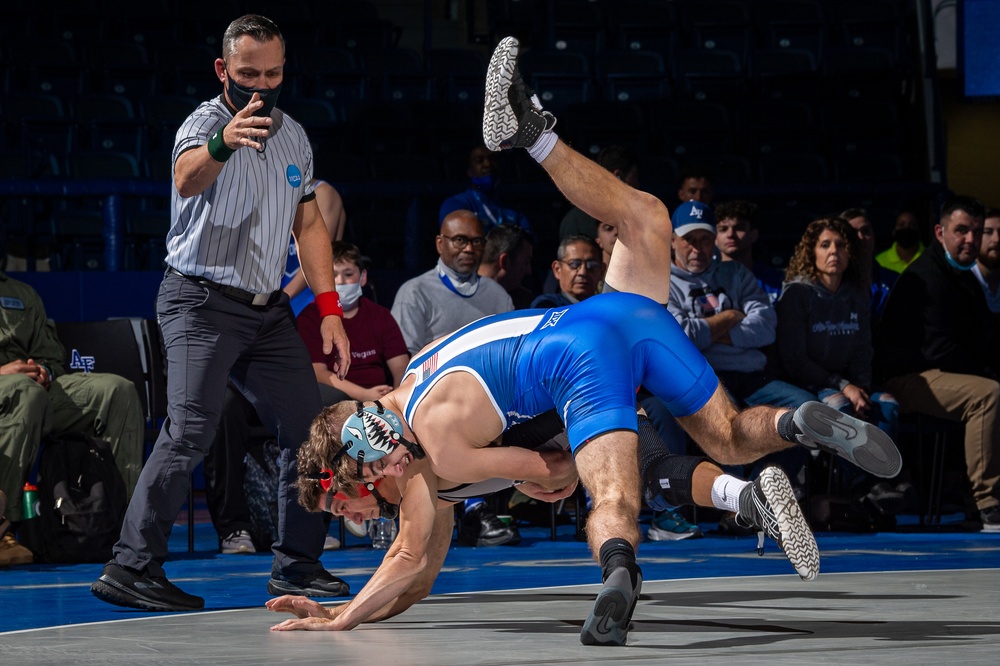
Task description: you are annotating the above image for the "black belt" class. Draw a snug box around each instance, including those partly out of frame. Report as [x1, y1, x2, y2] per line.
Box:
[167, 267, 281, 308]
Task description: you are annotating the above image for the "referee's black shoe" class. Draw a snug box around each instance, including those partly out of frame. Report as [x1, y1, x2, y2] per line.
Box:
[267, 568, 351, 597]
[91, 561, 204, 612]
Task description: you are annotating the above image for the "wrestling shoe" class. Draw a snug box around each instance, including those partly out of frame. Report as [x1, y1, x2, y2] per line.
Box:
[91, 561, 204, 611]
[580, 565, 642, 646]
[267, 568, 350, 598]
[736, 466, 819, 581]
[793, 401, 902, 478]
[483, 36, 557, 151]
[647, 507, 703, 541]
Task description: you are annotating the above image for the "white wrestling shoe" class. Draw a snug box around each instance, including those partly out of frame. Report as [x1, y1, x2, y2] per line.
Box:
[793, 401, 902, 479]
[483, 36, 557, 151]
[580, 566, 642, 646]
[736, 466, 820, 581]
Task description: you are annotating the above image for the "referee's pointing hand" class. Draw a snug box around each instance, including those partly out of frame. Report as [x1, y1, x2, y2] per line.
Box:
[225, 92, 272, 152]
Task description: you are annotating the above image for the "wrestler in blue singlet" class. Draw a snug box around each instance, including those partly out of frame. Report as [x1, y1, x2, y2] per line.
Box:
[403, 292, 719, 453]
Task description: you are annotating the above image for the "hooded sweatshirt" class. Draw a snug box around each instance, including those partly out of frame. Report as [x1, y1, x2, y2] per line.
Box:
[775, 277, 872, 392]
[668, 258, 775, 372]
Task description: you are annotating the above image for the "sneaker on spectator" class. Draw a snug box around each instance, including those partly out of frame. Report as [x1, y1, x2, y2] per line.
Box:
[647, 507, 702, 541]
[865, 481, 906, 516]
[220, 529, 255, 554]
[0, 491, 33, 566]
[457, 503, 521, 546]
[324, 535, 341, 551]
[0, 532, 34, 566]
[981, 505, 1000, 533]
[344, 518, 368, 538]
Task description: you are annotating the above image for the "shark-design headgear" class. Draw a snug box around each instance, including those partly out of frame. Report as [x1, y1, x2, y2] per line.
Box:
[334, 401, 426, 479]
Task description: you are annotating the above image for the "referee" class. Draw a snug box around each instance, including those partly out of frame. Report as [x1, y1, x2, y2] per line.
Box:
[91, 14, 351, 612]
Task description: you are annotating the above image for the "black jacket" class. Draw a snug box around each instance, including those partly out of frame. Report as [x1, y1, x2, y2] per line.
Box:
[874, 241, 996, 381]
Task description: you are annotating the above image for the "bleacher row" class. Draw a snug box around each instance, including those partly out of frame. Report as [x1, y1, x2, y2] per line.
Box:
[0, 0, 936, 275]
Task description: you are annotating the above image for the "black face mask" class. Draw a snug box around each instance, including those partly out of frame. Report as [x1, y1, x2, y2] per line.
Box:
[225, 71, 282, 117]
[893, 227, 920, 250]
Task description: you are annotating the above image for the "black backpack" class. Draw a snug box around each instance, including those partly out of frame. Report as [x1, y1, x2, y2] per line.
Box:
[23, 432, 127, 563]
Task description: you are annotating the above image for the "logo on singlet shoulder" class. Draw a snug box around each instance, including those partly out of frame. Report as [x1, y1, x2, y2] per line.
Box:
[541, 308, 569, 329]
[286, 164, 302, 187]
[420, 353, 439, 380]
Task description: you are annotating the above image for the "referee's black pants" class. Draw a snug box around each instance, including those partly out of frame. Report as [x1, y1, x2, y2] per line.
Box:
[113, 271, 329, 580]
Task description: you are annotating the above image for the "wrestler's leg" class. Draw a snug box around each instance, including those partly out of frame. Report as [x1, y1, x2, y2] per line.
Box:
[575, 430, 642, 646]
[483, 36, 674, 304]
[540, 142, 673, 304]
[637, 413, 819, 580]
[675, 385, 796, 466]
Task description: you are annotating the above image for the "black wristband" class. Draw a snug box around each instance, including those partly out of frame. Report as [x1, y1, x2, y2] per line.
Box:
[207, 129, 235, 162]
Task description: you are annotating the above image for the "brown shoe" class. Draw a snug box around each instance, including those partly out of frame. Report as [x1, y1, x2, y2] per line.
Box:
[0, 532, 34, 566]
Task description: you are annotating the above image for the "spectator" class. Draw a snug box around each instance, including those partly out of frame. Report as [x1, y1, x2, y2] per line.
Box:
[875, 196, 1000, 532]
[390, 209, 517, 546]
[669, 201, 813, 494]
[0, 271, 144, 566]
[477, 223, 537, 309]
[439, 145, 531, 237]
[973, 208, 1000, 313]
[776, 218, 900, 512]
[204, 242, 408, 554]
[875, 209, 925, 275]
[714, 199, 784, 302]
[531, 235, 603, 309]
[840, 208, 897, 321]
[558, 145, 640, 241]
[392, 210, 513, 355]
[676, 165, 713, 206]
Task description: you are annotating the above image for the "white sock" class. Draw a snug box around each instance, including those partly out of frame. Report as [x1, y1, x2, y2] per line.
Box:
[528, 130, 557, 163]
[711, 475, 749, 514]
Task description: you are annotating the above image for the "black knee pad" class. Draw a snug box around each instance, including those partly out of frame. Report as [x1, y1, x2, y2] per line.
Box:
[638, 414, 704, 507]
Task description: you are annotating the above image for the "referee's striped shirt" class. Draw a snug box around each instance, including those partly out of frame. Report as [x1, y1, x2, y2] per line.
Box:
[167, 96, 316, 294]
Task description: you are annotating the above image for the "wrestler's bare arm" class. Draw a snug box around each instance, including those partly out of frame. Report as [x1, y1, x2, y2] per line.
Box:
[269, 462, 441, 631]
[410, 376, 578, 488]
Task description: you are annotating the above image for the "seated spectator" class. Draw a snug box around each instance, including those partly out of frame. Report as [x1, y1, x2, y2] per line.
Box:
[204, 242, 409, 553]
[668, 202, 812, 486]
[439, 145, 531, 237]
[973, 208, 1000, 313]
[392, 210, 513, 355]
[714, 199, 784, 302]
[0, 271, 143, 565]
[776, 218, 900, 511]
[531, 235, 604, 309]
[841, 207, 897, 321]
[558, 145, 640, 241]
[477, 223, 537, 309]
[391, 210, 517, 546]
[875, 208, 925, 275]
[875, 196, 1000, 532]
[676, 165, 713, 207]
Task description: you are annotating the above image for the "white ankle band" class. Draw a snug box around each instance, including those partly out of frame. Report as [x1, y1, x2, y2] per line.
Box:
[528, 130, 557, 163]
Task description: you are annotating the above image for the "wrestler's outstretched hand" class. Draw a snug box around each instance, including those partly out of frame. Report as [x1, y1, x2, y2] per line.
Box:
[266, 595, 339, 631]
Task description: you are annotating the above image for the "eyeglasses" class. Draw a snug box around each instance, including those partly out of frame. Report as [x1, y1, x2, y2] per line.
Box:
[560, 259, 602, 272]
[440, 234, 486, 250]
